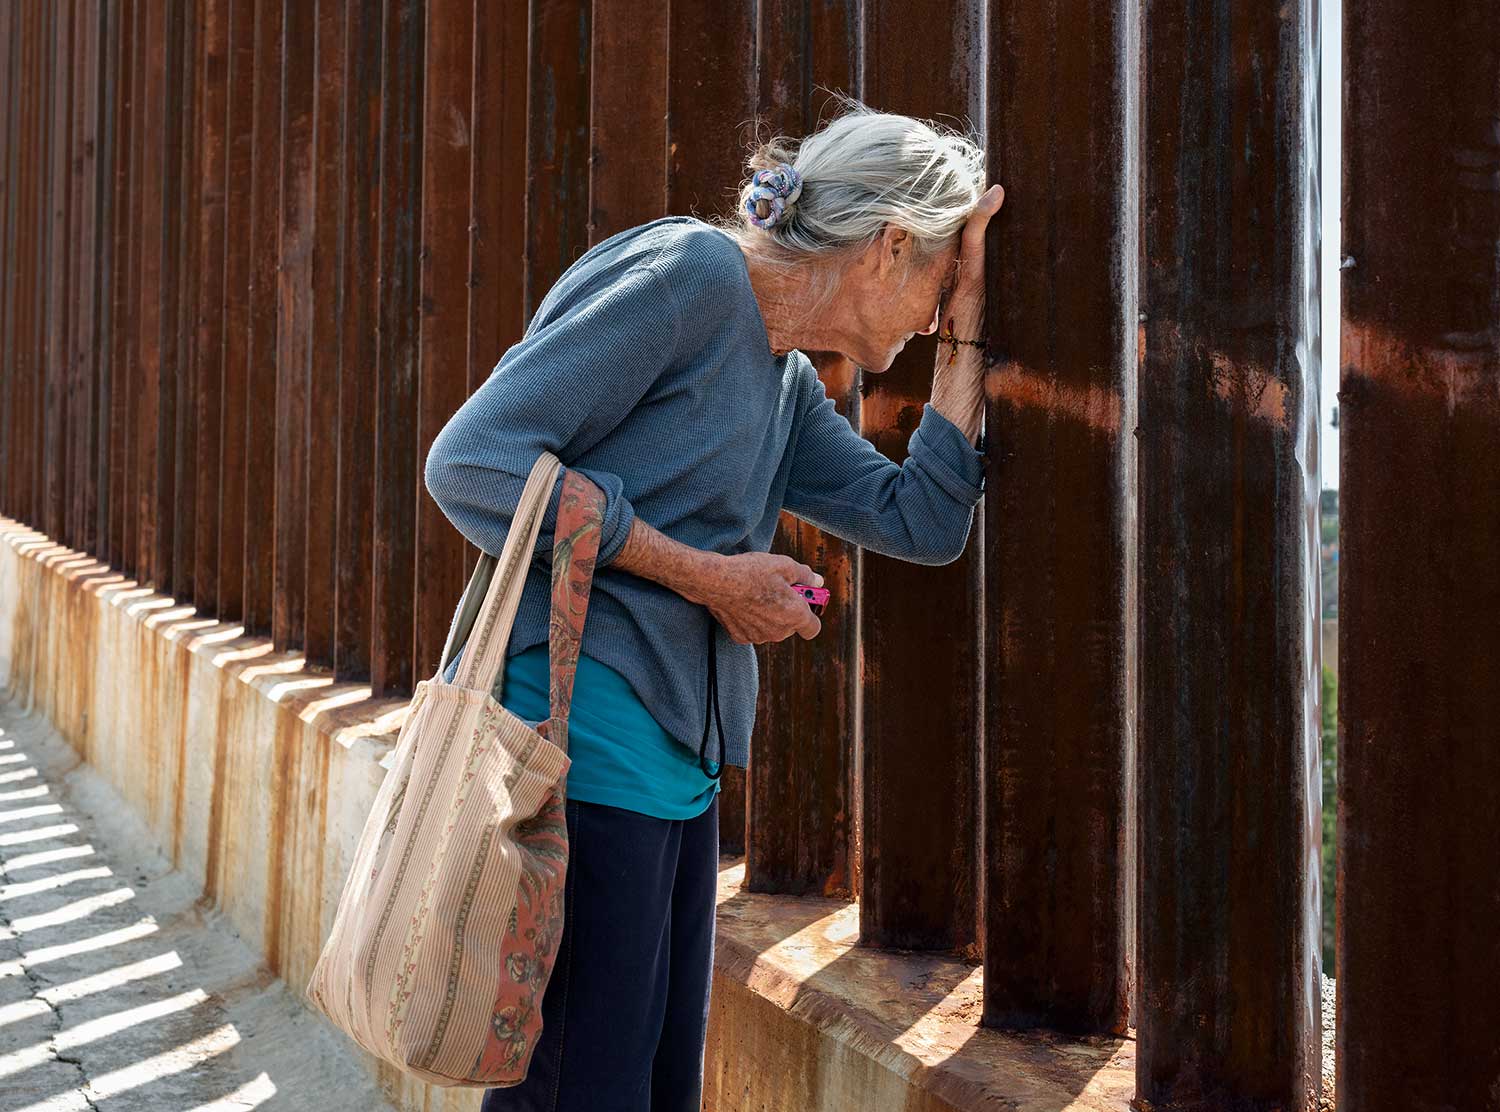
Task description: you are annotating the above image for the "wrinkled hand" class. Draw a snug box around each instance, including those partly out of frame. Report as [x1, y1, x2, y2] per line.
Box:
[698, 552, 824, 645]
[940, 184, 1005, 348]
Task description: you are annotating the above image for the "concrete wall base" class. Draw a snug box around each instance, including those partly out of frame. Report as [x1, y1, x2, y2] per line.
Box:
[1, 519, 1136, 1111]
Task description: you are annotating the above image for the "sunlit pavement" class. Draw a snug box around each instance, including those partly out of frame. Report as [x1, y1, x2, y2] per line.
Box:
[0, 699, 395, 1112]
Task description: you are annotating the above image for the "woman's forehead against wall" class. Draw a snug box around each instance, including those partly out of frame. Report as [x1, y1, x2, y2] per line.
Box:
[707, 92, 988, 371]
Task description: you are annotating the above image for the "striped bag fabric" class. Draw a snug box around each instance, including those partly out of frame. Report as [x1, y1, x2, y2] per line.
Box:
[306, 452, 605, 1087]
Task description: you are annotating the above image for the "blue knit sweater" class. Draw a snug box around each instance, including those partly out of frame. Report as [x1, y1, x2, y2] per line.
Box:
[423, 215, 986, 769]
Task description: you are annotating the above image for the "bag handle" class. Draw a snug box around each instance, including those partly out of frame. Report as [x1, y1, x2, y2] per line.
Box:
[435, 453, 606, 754]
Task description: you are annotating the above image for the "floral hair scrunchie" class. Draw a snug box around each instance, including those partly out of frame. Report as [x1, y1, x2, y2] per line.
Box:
[745, 162, 804, 230]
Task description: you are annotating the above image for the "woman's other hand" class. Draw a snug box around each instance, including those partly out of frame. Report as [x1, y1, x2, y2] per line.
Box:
[698, 552, 824, 645]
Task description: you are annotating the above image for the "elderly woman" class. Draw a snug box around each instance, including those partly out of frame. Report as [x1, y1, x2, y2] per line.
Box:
[425, 95, 1003, 1111]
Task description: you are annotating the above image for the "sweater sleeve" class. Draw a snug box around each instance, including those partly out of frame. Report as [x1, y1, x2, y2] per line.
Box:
[423, 264, 681, 569]
[781, 365, 986, 565]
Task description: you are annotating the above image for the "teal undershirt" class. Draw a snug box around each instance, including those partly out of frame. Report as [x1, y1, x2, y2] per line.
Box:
[496, 643, 720, 821]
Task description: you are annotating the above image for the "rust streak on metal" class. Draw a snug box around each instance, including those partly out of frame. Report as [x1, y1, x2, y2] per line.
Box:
[856, 0, 984, 953]
[332, 0, 381, 681]
[192, 0, 229, 619]
[216, 0, 254, 623]
[982, 0, 1135, 1036]
[272, 0, 316, 653]
[588, 0, 666, 243]
[1136, 0, 1321, 1105]
[746, 0, 860, 897]
[414, 0, 474, 682]
[303, 0, 345, 666]
[241, 0, 282, 633]
[369, 0, 423, 696]
[1339, 0, 1500, 1105]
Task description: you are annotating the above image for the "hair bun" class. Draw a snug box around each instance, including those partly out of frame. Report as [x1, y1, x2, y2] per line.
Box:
[745, 162, 804, 230]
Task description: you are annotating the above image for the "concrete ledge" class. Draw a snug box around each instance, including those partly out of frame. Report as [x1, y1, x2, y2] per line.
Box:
[1, 518, 1137, 1111]
[708, 861, 1133, 1110]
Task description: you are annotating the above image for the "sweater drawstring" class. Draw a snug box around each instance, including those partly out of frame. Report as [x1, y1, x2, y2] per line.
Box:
[699, 617, 726, 779]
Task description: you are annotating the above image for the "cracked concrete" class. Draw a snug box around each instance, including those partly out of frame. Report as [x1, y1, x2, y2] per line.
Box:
[0, 697, 396, 1112]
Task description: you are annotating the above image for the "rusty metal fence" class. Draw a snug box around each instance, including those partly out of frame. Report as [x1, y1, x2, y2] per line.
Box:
[0, 1, 1495, 1110]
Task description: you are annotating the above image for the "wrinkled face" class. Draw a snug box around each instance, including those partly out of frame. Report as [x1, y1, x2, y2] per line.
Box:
[845, 231, 961, 373]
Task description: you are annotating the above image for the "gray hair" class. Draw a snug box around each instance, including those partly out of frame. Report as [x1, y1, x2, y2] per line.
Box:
[710, 92, 986, 321]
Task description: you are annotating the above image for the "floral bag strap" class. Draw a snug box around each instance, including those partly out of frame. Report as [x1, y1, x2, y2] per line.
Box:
[534, 468, 608, 754]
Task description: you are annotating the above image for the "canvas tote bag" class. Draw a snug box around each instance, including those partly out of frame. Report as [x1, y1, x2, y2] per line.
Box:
[306, 452, 606, 1087]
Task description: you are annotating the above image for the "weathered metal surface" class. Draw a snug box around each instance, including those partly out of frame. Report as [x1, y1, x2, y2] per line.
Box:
[192, 0, 229, 619]
[45, 2, 74, 548]
[74, 2, 104, 558]
[524, 0, 590, 320]
[370, 0, 423, 695]
[134, 0, 163, 585]
[746, 2, 860, 897]
[1339, 4, 1500, 1109]
[982, 0, 1135, 1035]
[168, 2, 196, 603]
[467, 0, 528, 394]
[154, 1, 186, 599]
[413, 0, 473, 682]
[856, 0, 984, 953]
[272, 0, 315, 651]
[104, 0, 134, 575]
[65, 2, 89, 552]
[665, 0, 755, 222]
[216, 0, 254, 622]
[1137, 0, 1321, 1106]
[0, 1, 26, 522]
[588, 1, 666, 243]
[303, 0, 344, 666]
[459, 0, 529, 641]
[332, 0, 381, 680]
[242, 0, 282, 632]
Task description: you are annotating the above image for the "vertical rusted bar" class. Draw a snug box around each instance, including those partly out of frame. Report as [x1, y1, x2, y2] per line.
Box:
[218, 0, 255, 620]
[587, 2, 665, 245]
[745, 2, 860, 896]
[856, 0, 983, 953]
[93, 0, 119, 561]
[662, 0, 756, 857]
[524, 0, 589, 320]
[370, 0, 424, 695]
[135, 0, 166, 584]
[66, 1, 89, 550]
[74, 2, 104, 556]
[413, 0, 473, 681]
[1339, 4, 1500, 1109]
[462, 0, 528, 617]
[333, 0, 380, 679]
[171, 2, 200, 601]
[0, 1, 18, 519]
[44, 1, 74, 545]
[29, 0, 46, 530]
[242, 0, 283, 631]
[981, 0, 1135, 1033]
[193, 0, 229, 617]
[107, 0, 138, 572]
[122, 0, 145, 578]
[1137, 0, 1321, 1106]
[303, 0, 345, 666]
[272, 0, 315, 651]
[155, 0, 186, 593]
[31, 0, 54, 535]
[467, 0, 527, 391]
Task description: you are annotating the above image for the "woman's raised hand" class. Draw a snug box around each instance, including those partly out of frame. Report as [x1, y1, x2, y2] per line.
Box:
[942, 183, 1005, 344]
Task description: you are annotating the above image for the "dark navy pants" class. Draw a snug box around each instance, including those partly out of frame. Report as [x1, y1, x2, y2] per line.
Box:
[481, 793, 720, 1112]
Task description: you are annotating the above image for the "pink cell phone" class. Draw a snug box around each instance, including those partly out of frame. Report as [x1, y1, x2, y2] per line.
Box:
[790, 584, 831, 615]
